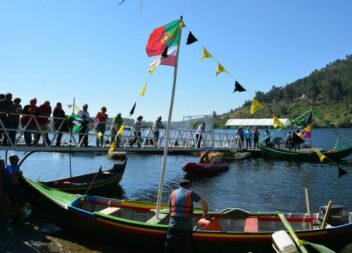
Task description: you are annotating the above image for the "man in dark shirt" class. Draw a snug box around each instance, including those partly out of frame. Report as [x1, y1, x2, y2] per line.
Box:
[0, 93, 14, 146]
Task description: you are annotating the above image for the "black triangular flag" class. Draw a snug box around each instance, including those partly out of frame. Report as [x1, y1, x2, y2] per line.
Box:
[161, 46, 168, 58]
[292, 133, 305, 145]
[186, 32, 198, 45]
[129, 102, 136, 116]
[338, 166, 347, 178]
[233, 81, 246, 93]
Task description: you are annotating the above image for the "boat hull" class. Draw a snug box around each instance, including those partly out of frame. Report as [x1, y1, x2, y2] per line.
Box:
[20, 177, 352, 253]
[259, 143, 352, 162]
[42, 159, 127, 194]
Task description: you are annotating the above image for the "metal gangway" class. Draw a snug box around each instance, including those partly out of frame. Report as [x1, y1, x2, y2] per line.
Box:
[0, 112, 241, 153]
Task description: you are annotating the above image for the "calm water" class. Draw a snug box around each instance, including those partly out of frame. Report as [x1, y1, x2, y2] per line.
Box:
[1, 128, 352, 214]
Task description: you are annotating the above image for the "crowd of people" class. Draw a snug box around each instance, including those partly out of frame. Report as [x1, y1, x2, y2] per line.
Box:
[0, 92, 169, 148]
[235, 127, 262, 149]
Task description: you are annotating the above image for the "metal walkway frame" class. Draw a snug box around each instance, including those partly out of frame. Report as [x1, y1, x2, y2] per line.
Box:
[0, 112, 240, 153]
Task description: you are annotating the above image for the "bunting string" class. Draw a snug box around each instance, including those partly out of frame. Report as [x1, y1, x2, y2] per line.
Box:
[183, 23, 265, 114]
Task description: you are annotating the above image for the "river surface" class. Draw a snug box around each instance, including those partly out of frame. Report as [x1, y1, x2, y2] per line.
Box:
[1, 128, 351, 213]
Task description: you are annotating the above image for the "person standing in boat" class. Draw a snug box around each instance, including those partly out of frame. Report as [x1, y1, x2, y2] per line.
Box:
[195, 122, 205, 148]
[3, 154, 24, 224]
[285, 132, 293, 150]
[264, 129, 271, 146]
[130, 115, 143, 148]
[294, 128, 301, 151]
[164, 180, 208, 253]
[152, 116, 164, 147]
[95, 106, 108, 147]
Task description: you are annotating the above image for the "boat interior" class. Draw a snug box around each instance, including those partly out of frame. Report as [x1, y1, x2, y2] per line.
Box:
[69, 196, 352, 233]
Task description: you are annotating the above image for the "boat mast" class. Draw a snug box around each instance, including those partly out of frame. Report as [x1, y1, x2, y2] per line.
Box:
[155, 17, 183, 219]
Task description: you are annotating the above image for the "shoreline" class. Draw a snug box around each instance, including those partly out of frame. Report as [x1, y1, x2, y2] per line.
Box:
[0, 215, 148, 253]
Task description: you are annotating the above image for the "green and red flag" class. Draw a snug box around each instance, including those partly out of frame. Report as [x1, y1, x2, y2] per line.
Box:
[146, 19, 181, 57]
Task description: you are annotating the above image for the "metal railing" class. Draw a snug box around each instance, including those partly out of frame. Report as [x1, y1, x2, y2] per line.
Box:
[0, 112, 240, 149]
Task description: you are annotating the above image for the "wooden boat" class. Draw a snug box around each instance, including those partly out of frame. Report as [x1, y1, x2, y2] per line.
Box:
[108, 151, 127, 161]
[20, 177, 352, 253]
[207, 150, 251, 162]
[182, 162, 229, 175]
[42, 159, 127, 194]
[259, 143, 352, 162]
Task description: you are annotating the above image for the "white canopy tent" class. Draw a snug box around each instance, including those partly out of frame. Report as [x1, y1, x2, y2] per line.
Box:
[225, 118, 288, 127]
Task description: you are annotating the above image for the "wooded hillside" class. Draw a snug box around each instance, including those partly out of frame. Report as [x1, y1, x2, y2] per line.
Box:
[215, 55, 352, 128]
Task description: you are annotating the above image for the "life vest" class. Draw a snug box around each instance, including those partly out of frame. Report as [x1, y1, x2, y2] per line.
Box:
[170, 188, 193, 218]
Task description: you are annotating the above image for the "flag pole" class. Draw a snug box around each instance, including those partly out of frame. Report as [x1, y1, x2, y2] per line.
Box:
[69, 97, 75, 178]
[155, 17, 183, 219]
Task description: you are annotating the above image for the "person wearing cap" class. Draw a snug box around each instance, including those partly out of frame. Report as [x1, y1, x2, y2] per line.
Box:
[78, 104, 91, 147]
[152, 116, 164, 147]
[110, 113, 124, 147]
[3, 154, 24, 223]
[164, 180, 208, 253]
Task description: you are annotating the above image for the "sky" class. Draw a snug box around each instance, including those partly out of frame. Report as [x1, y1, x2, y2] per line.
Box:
[1, 0, 351, 122]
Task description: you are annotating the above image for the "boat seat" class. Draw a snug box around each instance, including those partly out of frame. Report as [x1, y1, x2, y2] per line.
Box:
[244, 217, 259, 232]
[146, 213, 168, 224]
[100, 207, 121, 215]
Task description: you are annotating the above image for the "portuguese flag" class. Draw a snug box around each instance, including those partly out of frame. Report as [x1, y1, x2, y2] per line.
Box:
[146, 19, 181, 57]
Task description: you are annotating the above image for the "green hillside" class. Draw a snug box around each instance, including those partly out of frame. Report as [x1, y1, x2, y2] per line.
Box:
[215, 55, 352, 128]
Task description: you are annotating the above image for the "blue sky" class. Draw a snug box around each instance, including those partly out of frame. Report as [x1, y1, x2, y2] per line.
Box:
[1, 0, 351, 121]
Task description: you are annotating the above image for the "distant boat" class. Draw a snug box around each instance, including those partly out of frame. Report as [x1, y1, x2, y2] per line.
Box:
[41, 159, 127, 194]
[259, 109, 352, 163]
[206, 150, 251, 162]
[20, 177, 352, 252]
[259, 144, 352, 162]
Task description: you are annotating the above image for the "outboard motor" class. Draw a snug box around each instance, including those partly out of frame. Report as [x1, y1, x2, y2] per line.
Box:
[319, 204, 349, 226]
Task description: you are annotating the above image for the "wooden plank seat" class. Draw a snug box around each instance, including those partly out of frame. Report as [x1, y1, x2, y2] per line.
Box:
[146, 213, 168, 224]
[100, 207, 121, 215]
[244, 217, 259, 232]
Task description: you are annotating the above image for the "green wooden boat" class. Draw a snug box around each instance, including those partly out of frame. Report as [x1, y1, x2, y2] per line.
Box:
[259, 143, 352, 162]
[41, 159, 127, 194]
[20, 176, 352, 252]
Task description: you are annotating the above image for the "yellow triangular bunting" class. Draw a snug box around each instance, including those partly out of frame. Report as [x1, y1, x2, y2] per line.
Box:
[315, 150, 327, 162]
[216, 63, 228, 76]
[201, 48, 212, 62]
[117, 124, 124, 136]
[139, 83, 147, 97]
[250, 98, 264, 114]
[273, 116, 284, 128]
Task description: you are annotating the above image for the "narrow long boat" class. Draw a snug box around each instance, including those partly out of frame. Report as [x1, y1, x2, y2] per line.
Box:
[41, 159, 127, 194]
[20, 177, 352, 253]
[259, 143, 352, 162]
